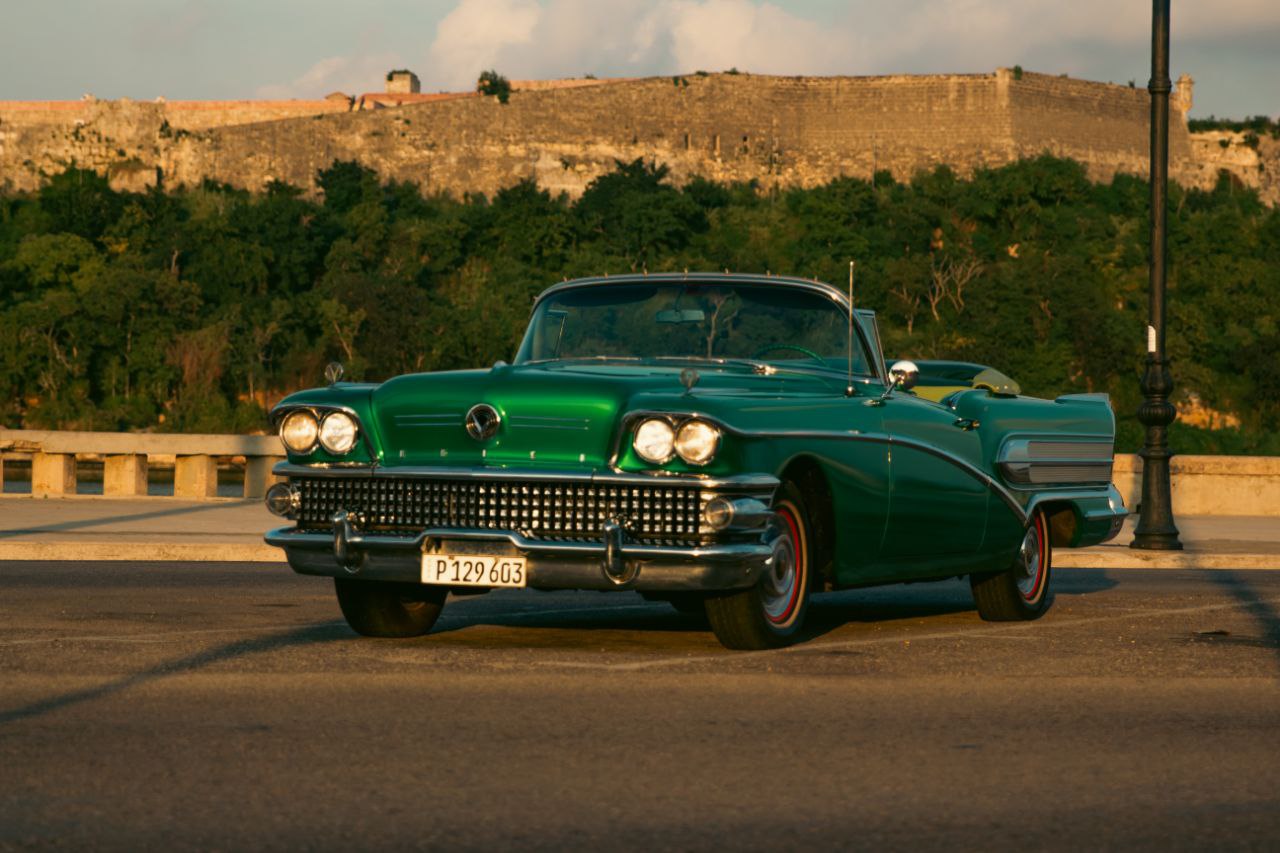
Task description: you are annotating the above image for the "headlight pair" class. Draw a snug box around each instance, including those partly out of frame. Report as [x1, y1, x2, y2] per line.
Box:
[633, 417, 720, 466]
[279, 410, 359, 455]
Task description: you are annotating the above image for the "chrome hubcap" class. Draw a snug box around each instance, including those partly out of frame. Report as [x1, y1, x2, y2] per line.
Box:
[1016, 525, 1042, 599]
[762, 532, 798, 621]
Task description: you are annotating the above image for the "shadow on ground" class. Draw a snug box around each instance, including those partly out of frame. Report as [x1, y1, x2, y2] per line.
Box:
[0, 621, 348, 725]
[1199, 571, 1280, 663]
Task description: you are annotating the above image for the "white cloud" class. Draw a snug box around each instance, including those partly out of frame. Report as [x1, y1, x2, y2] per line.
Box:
[260, 0, 1280, 115]
[256, 52, 402, 99]
[416, 0, 853, 87]
[426, 0, 543, 90]
[660, 0, 850, 75]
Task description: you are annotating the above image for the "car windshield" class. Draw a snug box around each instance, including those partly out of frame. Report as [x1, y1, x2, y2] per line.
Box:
[516, 282, 872, 374]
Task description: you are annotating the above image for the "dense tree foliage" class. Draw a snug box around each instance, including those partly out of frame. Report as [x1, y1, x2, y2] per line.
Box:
[1, 157, 1276, 453]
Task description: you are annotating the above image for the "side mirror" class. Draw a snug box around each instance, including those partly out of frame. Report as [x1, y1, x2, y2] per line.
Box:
[889, 360, 919, 392]
[867, 360, 919, 406]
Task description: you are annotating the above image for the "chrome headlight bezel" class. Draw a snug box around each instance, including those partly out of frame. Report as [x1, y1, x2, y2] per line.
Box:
[279, 410, 320, 454]
[675, 419, 721, 466]
[633, 418, 677, 464]
[318, 411, 359, 455]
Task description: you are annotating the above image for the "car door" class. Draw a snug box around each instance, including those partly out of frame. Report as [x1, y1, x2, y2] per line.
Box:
[876, 392, 989, 566]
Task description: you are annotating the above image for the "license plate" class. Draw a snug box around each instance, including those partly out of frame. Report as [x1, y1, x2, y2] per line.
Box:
[421, 554, 527, 588]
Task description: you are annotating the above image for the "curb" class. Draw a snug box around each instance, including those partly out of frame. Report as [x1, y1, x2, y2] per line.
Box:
[1056, 549, 1279, 570]
[0, 542, 284, 562]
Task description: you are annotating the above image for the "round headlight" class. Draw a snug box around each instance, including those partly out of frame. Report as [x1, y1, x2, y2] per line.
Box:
[319, 411, 359, 454]
[633, 418, 676, 464]
[279, 411, 319, 453]
[675, 419, 720, 465]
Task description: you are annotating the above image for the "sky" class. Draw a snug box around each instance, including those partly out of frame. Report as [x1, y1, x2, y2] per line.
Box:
[1, 0, 1276, 119]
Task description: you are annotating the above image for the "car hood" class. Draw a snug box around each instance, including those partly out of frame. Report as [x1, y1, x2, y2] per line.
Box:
[370, 362, 843, 469]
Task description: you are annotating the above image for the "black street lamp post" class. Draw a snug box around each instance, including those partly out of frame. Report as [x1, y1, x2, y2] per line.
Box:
[1131, 0, 1183, 551]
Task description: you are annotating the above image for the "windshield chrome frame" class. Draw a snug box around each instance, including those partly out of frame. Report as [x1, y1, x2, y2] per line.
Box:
[515, 273, 886, 384]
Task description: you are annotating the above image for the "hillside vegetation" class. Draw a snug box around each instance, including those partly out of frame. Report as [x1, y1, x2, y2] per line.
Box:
[1, 157, 1277, 453]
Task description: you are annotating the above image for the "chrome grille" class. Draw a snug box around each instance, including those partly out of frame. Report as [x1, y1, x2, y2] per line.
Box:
[294, 476, 708, 543]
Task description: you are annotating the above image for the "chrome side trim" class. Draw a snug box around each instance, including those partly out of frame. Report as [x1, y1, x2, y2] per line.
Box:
[700, 425, 1032, 524]
[880, 434, 1028, 523]
[273, 461, 378, 477]
[508, 415, 592, 431]
[998, 437, 1115, 487]
[271, 461, 778, 492]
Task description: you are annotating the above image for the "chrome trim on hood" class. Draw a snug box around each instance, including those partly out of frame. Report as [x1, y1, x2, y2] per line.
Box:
[271, 461, 779, 492]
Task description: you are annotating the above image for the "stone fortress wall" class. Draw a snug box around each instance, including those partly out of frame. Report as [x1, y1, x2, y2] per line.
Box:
[0, 69, 1274, 203]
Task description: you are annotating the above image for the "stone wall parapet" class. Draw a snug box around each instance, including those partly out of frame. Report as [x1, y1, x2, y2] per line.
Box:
[0, 70, 1267, 202]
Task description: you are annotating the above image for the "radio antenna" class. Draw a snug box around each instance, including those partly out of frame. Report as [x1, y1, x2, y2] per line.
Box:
[845, 260, 856, 397]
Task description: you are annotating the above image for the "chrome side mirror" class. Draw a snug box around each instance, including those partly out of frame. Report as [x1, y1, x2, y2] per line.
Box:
[868, 360, 919, 405]
[889, 360, 919, 392]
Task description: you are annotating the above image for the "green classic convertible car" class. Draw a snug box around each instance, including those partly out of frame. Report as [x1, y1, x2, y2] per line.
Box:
[264, 272, 1125, 649]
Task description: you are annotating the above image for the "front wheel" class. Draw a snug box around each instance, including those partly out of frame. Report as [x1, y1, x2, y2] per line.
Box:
[970, 510, 1052, 621]
[705, 483, 813, 650]
[334, 578, 448, 637]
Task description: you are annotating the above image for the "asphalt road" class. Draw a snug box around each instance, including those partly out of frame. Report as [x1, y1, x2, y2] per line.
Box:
[2, 562, 1279, 851]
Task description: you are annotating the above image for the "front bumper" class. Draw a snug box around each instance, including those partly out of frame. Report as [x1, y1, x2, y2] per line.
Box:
[265, 464, 780, 592]
[266, 525, 774, 591]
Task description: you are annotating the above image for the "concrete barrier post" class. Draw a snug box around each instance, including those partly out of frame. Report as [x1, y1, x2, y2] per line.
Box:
[32, 452, 76, 496]
[243, 456, 285, 498]
[104, 454, 149, 497]
[174, 455, 219, 499]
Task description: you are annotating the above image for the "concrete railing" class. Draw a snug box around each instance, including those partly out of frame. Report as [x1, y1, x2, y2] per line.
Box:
[0, 429, 284, 499]
[3, 430, 1278, 513]
[1113, 454, 1280, 517]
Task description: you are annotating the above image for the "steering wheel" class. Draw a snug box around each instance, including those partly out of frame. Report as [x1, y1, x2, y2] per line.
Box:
[752, 344, 827, 365]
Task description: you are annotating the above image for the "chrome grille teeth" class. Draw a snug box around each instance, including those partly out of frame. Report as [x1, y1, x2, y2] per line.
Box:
[293, 476, 706, 543]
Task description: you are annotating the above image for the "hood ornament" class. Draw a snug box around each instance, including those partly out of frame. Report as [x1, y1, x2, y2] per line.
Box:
[464, 404, 501, 441]
[324, 362, 345, 386]
[679, 367, 700, 395]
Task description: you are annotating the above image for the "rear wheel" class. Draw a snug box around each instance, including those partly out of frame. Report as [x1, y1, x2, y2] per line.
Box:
[705, 483, 813, 650]
[334, 578, 447, 638]
[970, 510, 1052, 621]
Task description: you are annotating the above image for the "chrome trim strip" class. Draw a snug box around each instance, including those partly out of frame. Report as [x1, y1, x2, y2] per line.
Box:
[684, 423, 1030, 524]
[266, 525, 772, 562]
[998, 437, 1114, 462]
[617, 419, 1033, 524]
[1001, 461, 1115, 486]
[271, 462, 779, 492]
[508, 415, 592, 431]
[997, 437, 1115, 487]
[880, 434, 1029, 523]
